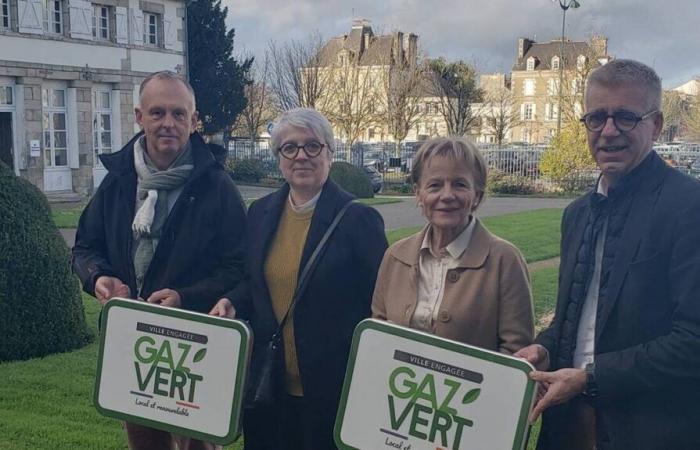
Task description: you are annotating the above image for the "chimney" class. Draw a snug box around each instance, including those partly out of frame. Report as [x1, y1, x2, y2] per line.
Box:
[403, 33, 418, 65]
[364, 29, 371, 51]
[394, 31, 404, 64]
[518, 37, 533, 59]
[589, 35, 608, 58]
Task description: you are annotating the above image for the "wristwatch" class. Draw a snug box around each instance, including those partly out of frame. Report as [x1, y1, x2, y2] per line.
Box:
[583, 362, 598, 397]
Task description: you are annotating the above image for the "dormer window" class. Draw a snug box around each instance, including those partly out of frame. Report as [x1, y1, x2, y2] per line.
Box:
[551, 56, 560, 70]
[577, 55, 587, 70]
[526, 57, 535, 71]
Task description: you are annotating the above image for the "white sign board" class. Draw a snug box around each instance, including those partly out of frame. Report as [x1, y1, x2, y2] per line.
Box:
[94, 298, 251, 445]
[29, 139, 40, 157]
[334, 319, 535, 450]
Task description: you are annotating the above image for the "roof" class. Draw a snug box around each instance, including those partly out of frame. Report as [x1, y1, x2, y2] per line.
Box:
[513, 39, 601, 71]
[313, 25, 414, 67]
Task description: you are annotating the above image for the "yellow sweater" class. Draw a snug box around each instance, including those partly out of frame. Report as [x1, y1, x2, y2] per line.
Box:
[263, 201, 313, 396]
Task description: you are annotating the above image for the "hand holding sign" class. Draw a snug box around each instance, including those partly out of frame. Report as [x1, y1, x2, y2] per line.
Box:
[146, 289, 182, 308]
[209, 298, 236, 319]
[95, 276, 131, 304]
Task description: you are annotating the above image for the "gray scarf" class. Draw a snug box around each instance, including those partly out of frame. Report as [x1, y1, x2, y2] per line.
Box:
[132, 137, 194, 294]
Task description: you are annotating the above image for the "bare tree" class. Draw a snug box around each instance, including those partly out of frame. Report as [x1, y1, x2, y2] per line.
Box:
[378, 57, 427, 155]
[483, 88, 520, 146]
[427, 58, 482, 136]
[661, 90, 687, 142]
[321, 59, 380, 157]
[234, 52, 277, 139]
[267, 32, 330, 111]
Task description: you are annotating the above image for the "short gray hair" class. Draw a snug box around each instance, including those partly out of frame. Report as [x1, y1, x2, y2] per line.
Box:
[270, 108, 335, 156]
[139, 70, 196, 108]
[585, 59, 662, 110]
[410, 136, 488, 211]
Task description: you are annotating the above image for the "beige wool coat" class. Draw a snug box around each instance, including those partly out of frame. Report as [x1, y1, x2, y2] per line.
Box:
[372, 219, 534, 354]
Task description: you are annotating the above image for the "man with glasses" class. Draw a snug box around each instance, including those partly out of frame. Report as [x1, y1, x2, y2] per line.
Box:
[516, 59, 700, 449]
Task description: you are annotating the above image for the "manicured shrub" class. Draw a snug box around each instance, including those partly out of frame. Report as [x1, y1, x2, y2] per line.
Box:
[0, 162, 92, 362]
[226, 158, 267, 183]
[329, 162, 374, 198]
[488, 172, 538, 195]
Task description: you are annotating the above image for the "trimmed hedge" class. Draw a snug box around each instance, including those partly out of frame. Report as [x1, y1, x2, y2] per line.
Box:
[226, 158, 267, 183]
[330, 162, 374, 199]
[0, 162, 92, 362]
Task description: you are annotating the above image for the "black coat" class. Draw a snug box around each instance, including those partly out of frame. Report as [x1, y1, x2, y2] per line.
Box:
[228, 180, 387, 447]
[72, 132, 247, 313]
[536, 152, 700, 450]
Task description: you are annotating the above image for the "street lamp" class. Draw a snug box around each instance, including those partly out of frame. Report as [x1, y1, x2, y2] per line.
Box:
[554, 0, 580, 136]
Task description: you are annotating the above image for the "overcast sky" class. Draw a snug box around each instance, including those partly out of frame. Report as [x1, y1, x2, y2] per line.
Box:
[224, 0, 700, 89]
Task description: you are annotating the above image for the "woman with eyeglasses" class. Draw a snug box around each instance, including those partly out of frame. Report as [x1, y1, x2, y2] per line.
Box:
[209, 108, 387, 450]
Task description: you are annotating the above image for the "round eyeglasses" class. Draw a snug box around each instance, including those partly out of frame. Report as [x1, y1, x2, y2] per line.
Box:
[278, 141, 326, 159]
[580, 109, 658, 132]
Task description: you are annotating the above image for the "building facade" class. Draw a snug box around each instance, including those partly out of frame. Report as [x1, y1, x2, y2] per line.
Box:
[0, 0, 186, 197]
[510, 36, 609, 144]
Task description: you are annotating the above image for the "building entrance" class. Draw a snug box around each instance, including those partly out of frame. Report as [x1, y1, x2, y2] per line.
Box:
[0, 112, 12, 170]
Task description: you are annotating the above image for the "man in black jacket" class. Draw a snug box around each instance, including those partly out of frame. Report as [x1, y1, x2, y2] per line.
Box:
[72, 71, 246, 449]
[515, 59, 700, 449]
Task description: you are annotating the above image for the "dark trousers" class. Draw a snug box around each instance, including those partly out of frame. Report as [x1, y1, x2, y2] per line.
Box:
[243, 395, 336, 450]
[557, 397, 597, 450]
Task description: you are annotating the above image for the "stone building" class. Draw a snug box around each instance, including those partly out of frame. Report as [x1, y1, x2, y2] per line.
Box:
[0, 0, 186, 198]
[510, 36, 610, 144]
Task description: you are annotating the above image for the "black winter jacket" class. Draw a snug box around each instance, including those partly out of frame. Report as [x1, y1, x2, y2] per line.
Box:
[72, 132, 247, 313]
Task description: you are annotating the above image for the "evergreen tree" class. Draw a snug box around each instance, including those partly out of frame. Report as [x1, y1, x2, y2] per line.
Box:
[187, 0, 252, 136]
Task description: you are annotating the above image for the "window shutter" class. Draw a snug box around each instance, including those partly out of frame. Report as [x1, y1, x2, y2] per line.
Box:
[69, 0, 93, 40]
[520, 103, 525, 120]
[164, 17, 176, 49]
[18, 0, 43, 34]
[115, 6, 128, 44]
[130, 7, 143, 45]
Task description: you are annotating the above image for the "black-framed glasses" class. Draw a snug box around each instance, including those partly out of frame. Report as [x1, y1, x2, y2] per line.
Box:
[278, 141, 326, 159]
[580, 109, 658, 132]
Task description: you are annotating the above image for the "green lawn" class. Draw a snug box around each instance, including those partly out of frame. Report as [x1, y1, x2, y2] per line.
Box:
[387, 208, 563, 263]
[51, 207, 85, 229]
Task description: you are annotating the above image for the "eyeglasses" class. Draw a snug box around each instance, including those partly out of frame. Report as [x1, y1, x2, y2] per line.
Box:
[278, 141, 326, 159]
[580, 109, 658, 132]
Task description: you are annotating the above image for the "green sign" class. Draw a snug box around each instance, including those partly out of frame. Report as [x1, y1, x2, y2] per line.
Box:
[94, 298, 251, 445]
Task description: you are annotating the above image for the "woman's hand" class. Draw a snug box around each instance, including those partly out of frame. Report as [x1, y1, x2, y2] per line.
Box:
[209, 298, 236, 319]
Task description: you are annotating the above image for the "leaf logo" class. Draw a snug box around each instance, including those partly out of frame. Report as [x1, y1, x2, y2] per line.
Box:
[462, 388, 481, 405]
[193, 348, 207, 363]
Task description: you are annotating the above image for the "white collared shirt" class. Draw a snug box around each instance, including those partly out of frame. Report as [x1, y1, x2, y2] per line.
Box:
[411, 219, 477, 332]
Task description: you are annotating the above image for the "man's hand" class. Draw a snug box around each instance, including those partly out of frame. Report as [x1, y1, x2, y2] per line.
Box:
[514, 344, 550, 371]
[146, 289, 182, 308]
[94, 276, 131, 304]
[209, 298, 236, 319]
[528, 368, 586, 423]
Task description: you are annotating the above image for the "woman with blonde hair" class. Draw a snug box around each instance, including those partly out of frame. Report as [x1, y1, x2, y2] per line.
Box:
[372, 136, 533, 353]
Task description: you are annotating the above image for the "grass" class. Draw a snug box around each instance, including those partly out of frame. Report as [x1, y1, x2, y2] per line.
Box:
[355, 197, 403, 206]
[387, 208, 563, 263]
[51, 206, 85, 229]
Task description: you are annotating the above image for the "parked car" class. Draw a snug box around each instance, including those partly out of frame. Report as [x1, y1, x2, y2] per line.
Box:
[363, 164, 383, 193]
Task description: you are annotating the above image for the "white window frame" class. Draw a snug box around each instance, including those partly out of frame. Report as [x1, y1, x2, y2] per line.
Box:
[1, 0, 10, 29]
[547, 79, 558, 96]
[92, 4, 109, 40]
[526, 57, 535, 71]
[143, 12, 159, 46]
[551, 56, 560, 71]
[577, 55, 587, 70]
[92, 89, 112, 166]
[523, 103, 534, 121]
[44, 0, 63, 34]
[524, 79, 535, 96]
[0, 85, 13, 106]
[42, 87, 68, 167]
